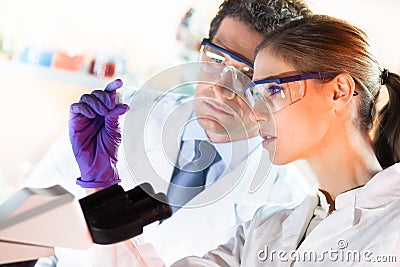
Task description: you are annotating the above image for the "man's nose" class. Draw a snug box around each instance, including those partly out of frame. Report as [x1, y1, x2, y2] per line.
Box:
[250, 98, 272, 123]
[212, 67, 239, 100]
[212, 84, 236, 100]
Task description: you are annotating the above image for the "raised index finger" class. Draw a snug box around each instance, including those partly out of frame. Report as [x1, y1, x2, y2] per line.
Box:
[105, 79, 123, 92]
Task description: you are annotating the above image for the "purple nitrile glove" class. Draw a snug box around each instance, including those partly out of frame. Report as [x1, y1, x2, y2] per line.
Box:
[69, 79, 130, 188]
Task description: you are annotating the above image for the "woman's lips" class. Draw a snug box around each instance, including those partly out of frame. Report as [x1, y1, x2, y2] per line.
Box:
[259, 131, 277, 146]
[204, 101, 234, 116]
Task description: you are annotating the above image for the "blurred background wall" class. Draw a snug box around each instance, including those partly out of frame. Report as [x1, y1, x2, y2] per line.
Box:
[0, 0, 399, 202]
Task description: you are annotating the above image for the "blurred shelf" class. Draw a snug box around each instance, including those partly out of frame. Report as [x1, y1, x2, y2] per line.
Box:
[0, 59, 137, 88]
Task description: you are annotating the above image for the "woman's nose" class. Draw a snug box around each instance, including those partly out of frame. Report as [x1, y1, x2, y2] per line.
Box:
[250, 98, 271, 123]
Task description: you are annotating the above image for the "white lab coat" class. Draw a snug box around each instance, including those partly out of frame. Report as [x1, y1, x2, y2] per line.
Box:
[173, 163, 400, 266]
[27, 90, 310, 266]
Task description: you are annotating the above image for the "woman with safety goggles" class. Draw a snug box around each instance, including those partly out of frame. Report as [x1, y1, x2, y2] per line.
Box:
[174, 14, 400, 266]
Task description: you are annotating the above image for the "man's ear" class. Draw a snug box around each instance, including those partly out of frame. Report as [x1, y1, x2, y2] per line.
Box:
[329, 73, 356, 111]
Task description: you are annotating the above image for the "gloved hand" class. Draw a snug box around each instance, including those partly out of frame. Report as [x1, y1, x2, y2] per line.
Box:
[69, 79, 130, 188]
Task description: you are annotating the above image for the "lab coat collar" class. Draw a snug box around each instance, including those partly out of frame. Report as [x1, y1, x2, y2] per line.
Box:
[316, 190, 330, 217]
[142, 98, 194, 193]
[353, 163, 400, 224]
[306, 164, 400, 227]
[335, 187, 362, 210]
[315, 187, 362, 217]
[282, 193, 318, 251]
[283, 163, 400, 247]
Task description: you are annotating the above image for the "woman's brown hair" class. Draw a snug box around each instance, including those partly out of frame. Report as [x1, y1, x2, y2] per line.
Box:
[256, 14, 400, 168]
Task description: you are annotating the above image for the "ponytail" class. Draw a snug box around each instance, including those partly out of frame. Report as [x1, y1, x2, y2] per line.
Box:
[373, 71, 400, 168]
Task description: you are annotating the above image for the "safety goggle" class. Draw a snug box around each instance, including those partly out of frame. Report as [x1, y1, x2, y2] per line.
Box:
[198, 38, 254, 94]
[244, 72, 344, 112]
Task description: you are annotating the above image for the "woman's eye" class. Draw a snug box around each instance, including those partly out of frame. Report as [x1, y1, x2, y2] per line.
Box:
[268, 85, 282, 95]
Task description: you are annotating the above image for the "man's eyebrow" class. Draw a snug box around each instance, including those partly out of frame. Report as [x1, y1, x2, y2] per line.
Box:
[213, 36, 222, 44]
[213, 37, 253, 63]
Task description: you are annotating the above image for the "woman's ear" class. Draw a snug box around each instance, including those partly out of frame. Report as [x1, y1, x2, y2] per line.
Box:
[329, 73, 356, 111]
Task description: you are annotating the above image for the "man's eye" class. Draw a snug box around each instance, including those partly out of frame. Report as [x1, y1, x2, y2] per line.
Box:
[212, 58, 224, 64]
[251, 88, 259, 98]
[242, 68, 253, 79]
[205, 51, 226, 64]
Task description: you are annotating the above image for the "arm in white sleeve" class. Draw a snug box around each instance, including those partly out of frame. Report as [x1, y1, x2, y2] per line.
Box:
[171, 219, 251, 267]
[24, 129, 85, 198]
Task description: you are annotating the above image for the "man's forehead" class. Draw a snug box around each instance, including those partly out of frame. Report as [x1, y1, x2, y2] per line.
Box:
[212, 17, 263, 62]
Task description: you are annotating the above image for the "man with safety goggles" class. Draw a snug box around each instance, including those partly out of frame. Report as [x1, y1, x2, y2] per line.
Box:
[194, 33, 259, 143]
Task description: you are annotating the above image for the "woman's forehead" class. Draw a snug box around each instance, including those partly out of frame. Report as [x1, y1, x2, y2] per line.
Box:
[253, 50, 296, 80]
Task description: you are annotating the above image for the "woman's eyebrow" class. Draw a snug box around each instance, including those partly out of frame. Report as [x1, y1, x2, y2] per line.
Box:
[255, 75, 280, 82]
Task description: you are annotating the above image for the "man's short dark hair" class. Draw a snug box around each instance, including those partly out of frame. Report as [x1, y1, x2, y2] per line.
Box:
[209, 0, 311, 40]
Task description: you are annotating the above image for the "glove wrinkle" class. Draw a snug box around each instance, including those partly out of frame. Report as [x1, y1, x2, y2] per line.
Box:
[69, 79, 128, 188]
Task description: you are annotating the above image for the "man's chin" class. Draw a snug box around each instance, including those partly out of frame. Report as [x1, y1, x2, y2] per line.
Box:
[197, 117, 254, 142]
[197, 117, 228, 135]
